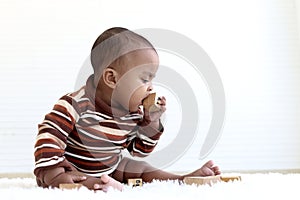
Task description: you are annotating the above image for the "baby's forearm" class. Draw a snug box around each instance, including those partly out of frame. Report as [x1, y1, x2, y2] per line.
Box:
[148, 120, 160, 130]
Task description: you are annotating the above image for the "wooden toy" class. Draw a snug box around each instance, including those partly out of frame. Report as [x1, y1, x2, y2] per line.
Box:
[59, 183, 83, 190]
[143, 93, 160, 112]
[183, 176, 221, 186]
[220, 175, 242, 182]
[183, 175, 241, 186]
[127, 178, 143, 187]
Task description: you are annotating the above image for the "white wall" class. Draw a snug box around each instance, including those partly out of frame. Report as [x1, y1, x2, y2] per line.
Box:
[0, 0, 299, 173]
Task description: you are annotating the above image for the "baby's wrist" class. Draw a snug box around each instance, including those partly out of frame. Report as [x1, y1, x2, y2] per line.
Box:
[139, 119, 162, 132]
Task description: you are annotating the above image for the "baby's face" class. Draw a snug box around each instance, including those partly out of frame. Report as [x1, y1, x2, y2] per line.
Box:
[112, 49, 159, 113]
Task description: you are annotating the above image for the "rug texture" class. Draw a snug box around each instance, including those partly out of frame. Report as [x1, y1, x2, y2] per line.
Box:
[1, 173, 299, 200]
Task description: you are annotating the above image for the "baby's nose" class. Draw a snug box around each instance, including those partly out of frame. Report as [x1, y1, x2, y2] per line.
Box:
[147, 84, 153, 91]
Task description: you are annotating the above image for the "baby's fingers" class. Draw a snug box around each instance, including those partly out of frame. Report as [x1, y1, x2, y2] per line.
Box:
[71, 174, 87, 182]
[66, 171, 87, 182]
[93, 174, 123, 192]
[157, 96, 166, 106]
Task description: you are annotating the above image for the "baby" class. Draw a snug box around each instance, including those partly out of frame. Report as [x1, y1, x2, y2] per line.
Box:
[34, 27, 220, 191]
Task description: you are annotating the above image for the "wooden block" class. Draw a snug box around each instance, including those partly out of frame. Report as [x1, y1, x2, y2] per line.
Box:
[184, 175, 242, 186]
[127, 178, 143, 187]
[143, 93, 160, 112]
[59, 183, 83, 190]
[183, 176, 221, 186]
[220, 175, 242, 182]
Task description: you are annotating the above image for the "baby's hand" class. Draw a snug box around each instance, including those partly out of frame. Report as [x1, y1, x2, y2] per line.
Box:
[79, 174, 123, 192]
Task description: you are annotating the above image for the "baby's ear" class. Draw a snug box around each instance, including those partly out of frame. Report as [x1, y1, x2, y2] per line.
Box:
[102, 68, 118, 89]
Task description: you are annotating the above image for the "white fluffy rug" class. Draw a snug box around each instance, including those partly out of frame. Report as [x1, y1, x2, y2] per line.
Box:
[1, 173, 299, 200]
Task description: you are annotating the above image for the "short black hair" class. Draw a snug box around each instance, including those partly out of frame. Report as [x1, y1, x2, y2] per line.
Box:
[90, 27, 156, 78]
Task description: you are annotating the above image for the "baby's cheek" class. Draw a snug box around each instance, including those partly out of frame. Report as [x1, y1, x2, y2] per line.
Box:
[124, 81, 142, 93]
[130, 87, 145, 102]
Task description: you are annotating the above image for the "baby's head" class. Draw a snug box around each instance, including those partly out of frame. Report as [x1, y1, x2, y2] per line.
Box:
[90, 27, 159, 113]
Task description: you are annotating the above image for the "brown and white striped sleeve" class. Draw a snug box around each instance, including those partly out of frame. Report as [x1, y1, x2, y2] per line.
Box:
[127, 120, 164, 157]
[33, 94, 79, 177]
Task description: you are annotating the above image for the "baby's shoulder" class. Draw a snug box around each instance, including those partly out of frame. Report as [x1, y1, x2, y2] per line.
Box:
[58, 86, 92, 112]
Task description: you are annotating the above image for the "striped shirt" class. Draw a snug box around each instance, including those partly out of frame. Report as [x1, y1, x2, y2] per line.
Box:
[34, 75, 163, 178]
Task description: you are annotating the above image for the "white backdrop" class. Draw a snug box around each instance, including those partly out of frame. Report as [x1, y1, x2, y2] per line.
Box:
[0, 0, 300, 173]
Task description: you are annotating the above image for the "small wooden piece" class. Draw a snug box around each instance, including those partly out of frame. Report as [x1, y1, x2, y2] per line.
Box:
[59, 183, 83, 190]
[143, 93, 160, 112]
[183, 176, 221, 186]
[183, 175, 241, 186]
[220, 175, 242, 182]
[127, 178, 143, 187]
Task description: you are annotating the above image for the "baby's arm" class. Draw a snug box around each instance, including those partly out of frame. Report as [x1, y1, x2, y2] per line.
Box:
[34, 95, 79, 187]
[127, 95, 166, 157]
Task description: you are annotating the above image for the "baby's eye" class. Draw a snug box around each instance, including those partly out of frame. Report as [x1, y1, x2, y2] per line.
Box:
[141, 78, 149, 83]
